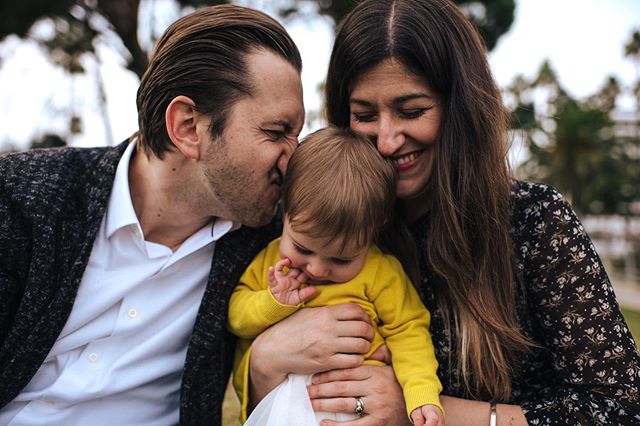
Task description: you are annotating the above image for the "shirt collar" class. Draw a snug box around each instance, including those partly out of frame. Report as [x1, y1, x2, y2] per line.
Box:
[211, 219, 240, 241]
[105, 139, 140, 239]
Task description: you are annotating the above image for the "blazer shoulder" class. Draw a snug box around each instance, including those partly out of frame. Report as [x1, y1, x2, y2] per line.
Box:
[0, 142, 128, 216]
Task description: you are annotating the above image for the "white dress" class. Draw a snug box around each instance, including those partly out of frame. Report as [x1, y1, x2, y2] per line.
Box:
[244, 374, 358, 426]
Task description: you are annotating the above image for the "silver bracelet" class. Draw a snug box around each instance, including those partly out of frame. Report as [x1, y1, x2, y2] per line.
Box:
[490, 403, 497, 426]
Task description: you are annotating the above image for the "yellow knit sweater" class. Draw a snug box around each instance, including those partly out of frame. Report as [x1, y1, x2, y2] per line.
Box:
[228, 237, 442, 421]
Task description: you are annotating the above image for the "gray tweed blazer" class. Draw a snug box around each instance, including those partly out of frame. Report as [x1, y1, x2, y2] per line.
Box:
[0, 140, 280, 424]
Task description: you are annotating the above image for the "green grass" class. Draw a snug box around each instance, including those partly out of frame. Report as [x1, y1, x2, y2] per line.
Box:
[621, 307, 640, 345]
[223, 379, 241, 426]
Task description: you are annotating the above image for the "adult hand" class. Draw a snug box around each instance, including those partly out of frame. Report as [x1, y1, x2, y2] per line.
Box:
[308, 363, 410, 426]
[250, 304, 374, 406]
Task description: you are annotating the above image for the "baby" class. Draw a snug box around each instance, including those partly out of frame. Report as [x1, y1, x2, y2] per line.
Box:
[228, 127, 444, 426]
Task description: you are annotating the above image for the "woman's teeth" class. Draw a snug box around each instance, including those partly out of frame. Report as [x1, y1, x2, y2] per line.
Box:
[392, 151, 420, 165]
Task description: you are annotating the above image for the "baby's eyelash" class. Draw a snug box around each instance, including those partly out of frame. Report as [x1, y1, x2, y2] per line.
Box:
[294, 245, 313, 255]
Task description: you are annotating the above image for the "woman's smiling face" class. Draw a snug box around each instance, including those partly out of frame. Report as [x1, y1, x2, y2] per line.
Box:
[349, 59, 442, 202]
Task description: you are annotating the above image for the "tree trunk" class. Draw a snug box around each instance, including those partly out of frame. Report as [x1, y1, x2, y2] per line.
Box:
[98, 0, 148, 79]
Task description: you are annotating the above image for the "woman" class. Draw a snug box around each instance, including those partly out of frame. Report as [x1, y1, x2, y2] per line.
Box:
[236, 0, 640, 424]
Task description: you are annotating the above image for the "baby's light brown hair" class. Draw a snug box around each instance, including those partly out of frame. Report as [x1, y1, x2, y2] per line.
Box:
[282, 126, 396, 253]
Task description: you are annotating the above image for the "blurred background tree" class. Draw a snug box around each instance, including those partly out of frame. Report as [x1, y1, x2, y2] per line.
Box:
[0, 0, 515, 77]
[508, 34, 640, 282]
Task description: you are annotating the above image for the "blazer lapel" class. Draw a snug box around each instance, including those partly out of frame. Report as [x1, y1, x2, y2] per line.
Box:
[47, 141, 129, 330]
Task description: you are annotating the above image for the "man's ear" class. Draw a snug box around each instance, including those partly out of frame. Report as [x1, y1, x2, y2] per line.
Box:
[165, 95, 201, 161]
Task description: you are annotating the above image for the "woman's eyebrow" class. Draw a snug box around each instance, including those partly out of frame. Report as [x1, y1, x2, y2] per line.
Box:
[349, 93, 434, 106]
[391, 93, 434, 105]
[349, 98, 374, 107]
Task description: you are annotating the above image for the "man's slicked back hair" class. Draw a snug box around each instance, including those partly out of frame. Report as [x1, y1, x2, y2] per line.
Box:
[136, 4, 302, 158]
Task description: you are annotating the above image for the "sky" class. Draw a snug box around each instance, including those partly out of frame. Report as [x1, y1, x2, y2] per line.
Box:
[489, 0, 639, 101]
[0, 0, 638, 151]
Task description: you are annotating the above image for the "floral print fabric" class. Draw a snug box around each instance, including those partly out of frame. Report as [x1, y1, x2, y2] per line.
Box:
[411, 181, 640, 425]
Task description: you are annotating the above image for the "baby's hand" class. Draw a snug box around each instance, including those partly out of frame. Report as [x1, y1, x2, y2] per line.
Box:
[411, 404, 444, 426]
[268, 258, 316, 306]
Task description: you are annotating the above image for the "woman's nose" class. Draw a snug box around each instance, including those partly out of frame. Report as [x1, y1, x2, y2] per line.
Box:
[376, 118, 404, 157]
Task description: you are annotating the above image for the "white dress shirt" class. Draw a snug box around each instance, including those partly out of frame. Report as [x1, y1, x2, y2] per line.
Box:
[0, 141, 237, 426]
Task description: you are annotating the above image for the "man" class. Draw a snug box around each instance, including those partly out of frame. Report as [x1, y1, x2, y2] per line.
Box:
[0, 5, 304, 425]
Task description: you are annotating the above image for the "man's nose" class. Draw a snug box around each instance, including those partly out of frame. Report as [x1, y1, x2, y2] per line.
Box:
[278, 136, 298, 173]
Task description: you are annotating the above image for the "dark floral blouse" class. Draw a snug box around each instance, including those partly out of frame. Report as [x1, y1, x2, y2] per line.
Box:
[410, 181, 640, 425]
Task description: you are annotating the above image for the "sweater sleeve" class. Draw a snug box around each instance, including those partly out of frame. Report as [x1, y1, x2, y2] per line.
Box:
[232, 338, 253, 423]
[228, 238, 300, 422]
[368, 254, 443, 418]
[227, 240, 299, 339]
[516, 185, 640, 424]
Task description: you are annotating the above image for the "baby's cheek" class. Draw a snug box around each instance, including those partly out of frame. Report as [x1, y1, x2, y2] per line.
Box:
[284, 255, 303, 271]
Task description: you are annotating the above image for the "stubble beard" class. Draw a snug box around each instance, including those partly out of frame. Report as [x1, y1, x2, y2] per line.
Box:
[203, 144, 277, 228]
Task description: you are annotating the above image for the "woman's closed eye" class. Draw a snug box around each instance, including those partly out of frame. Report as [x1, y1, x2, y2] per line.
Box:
[352, 107, 432, 123]
[351, 112, 377, 123]
[400, 108, 429, 119]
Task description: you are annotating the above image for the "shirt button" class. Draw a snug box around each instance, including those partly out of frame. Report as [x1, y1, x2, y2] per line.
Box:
[88, 353, 98, 363]
[44, 400, 55, 405]
[128, 308, 138, 319]
[134, 227, 143, 240]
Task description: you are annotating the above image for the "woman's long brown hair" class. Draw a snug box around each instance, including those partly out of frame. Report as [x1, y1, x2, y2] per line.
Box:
[325, 0, 534, 401]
